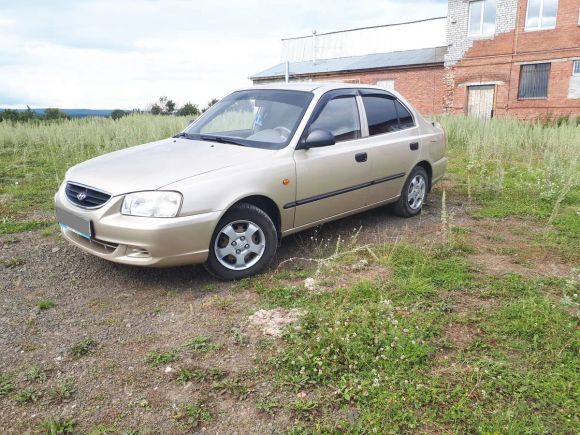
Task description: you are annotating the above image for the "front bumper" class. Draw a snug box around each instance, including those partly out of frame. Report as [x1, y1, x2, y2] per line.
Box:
[54, 185, 221, 267]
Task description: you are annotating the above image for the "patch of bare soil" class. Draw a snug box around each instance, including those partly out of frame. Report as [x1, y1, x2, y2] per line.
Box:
[452, 214, 575, 279]
[443, 323, 476, 349]
[248, 308, 304, 337]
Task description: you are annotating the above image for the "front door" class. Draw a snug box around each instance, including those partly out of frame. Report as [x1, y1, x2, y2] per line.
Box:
[292, 92, 370, 228]
[467, 85, 495, 120]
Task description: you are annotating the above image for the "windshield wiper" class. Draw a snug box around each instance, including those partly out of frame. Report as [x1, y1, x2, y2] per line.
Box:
[173, 132, 195, 140]
[199, 135, 246, 147]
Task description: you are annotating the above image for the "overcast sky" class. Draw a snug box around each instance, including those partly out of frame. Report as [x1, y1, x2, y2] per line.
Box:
[0, 0, 447, 109]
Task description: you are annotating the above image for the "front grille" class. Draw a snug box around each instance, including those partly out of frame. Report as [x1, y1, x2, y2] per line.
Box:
[65, 182, 111, 208]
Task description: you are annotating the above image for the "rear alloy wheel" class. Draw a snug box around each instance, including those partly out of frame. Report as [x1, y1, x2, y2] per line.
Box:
[392, 166, 429, 217]
[206, 203, 277, 280]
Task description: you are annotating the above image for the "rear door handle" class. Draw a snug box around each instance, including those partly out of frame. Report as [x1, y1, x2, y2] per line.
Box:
[355, 152, 367, 163]
[410, 142, 419, 151]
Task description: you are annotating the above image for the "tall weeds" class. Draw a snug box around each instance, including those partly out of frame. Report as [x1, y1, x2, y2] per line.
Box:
[440, 116, 579, 219]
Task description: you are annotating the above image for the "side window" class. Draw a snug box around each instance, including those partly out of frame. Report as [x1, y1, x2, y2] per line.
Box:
[395, 100, 414, 129]
[309, 96, 361, 142]
[362, 96, 399, 136]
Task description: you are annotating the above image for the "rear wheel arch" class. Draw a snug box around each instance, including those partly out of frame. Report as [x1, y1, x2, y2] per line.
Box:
[416, 160, 433, 192]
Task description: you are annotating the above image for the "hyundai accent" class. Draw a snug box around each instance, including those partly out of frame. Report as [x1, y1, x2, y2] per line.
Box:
[55, 83, 447, 279]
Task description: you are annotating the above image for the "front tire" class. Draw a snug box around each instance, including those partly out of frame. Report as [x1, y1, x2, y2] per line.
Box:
[205, 203, 277, 280]
[392, 166, 429, 217]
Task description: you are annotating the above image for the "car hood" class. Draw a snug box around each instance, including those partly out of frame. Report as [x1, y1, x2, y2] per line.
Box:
[66, 137, 271, 196]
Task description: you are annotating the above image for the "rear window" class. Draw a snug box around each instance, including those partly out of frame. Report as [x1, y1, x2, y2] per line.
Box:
[361, 94, 415, 136]
[361, 96, 399, 135]
[395, 100, 414, 129]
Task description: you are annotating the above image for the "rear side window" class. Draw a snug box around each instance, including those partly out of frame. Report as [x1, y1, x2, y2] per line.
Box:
[395, 100, 414, 129]
[361, 96, 399, 135]
[309, 96, 361, 142]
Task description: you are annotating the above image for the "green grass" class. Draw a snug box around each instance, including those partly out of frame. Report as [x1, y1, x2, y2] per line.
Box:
[48, 378, 76, 401]
[40, 418, 75, 434]
[186, 336, 220, 353]
[257, 240, 579, 433]
[69, 338, 97, 357]
[173, 401, 212, 429]
[0, 372, 15, 396]
[144, 350, 177, 367]
[26, 365, 48, 383]
[440, 115, 579, 261]
[37, 299, 56, 311]
[15, 387, 41, 404]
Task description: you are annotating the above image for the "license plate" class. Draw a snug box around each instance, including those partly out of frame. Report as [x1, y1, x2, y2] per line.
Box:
[56, 207, 92, 239]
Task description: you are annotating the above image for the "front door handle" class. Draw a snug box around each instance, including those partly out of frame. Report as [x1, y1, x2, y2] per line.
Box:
[410, 142, 419, 151]
[355, 152, 367, 163]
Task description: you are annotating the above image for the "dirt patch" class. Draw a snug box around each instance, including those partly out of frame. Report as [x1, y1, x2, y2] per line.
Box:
[248, 308, 304, 337]
[444, 323, 476, 349]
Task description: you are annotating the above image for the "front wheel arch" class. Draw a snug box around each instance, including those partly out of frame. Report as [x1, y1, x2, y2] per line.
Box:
[224, 195, 282, 242]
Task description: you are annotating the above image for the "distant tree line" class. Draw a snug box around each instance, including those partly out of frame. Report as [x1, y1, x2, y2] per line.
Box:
[148, 96, 218, 117]
[0, 97, 219, 123]
[0, 106, 69, 123]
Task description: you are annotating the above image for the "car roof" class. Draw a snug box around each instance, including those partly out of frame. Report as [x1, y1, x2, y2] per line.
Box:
[244, 82, 391, 94]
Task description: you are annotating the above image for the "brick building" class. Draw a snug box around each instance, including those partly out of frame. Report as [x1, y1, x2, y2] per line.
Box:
[251, 0, 580, 119]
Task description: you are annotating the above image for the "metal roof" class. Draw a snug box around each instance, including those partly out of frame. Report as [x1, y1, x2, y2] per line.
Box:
[250, 46, 447, 80]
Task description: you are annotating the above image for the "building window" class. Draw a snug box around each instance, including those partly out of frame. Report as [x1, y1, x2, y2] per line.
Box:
[468, 0, 497, 36]
[518, 63, 551, 99]
[376, 80, 395, 91]
[525, 0, 558, 31]
[574, 60, 580, 77]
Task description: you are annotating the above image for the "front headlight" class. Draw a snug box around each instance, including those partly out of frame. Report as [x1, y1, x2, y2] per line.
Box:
[121, 191, 182, 217]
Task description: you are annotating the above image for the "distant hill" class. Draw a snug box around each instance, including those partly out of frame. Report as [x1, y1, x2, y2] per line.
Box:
[0, 108, 116, 117]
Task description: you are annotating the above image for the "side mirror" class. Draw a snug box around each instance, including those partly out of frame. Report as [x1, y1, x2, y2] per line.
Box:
[299, 129, 336, 150]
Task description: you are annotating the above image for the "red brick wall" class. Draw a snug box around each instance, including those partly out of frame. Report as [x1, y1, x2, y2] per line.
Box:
[449, 0, 580, 119]
[256, 65, 447, 116]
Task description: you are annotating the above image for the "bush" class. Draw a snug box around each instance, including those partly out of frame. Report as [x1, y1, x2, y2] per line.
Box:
[110, 109, 127, 120]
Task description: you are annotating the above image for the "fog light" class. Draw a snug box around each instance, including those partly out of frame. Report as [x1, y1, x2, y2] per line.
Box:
[126, 247, 150, 258]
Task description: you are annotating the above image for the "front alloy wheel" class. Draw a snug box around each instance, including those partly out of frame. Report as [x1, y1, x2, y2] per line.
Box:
[214, 220, 265, 270]
[206, 203, 277, 280]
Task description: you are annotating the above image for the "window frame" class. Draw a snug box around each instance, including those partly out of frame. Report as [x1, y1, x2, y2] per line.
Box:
[518, 62, 551, 100]
[361, 94, 400, 136]
[525, 0, 558, 31]
[573, 60, 580, 77]
[468, 0, 496, 37]
[300, 89, 363, 146]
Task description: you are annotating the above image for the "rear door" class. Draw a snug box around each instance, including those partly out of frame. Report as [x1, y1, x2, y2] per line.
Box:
[359, 90, 421, 205]
[292, 90, 370, 228]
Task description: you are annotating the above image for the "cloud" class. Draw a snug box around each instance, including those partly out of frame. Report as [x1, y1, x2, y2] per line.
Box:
[0, 0, 447, 109]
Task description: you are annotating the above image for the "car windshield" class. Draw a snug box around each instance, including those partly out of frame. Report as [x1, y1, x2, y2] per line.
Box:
[183, 89, 313, 150]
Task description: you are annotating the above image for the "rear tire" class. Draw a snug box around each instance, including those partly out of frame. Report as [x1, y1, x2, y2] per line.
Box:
[391, 166, 429, 218]
[205, 203, 277, 280]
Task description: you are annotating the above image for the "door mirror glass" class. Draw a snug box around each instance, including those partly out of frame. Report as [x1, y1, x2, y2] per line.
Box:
[301, 129, 336, 149]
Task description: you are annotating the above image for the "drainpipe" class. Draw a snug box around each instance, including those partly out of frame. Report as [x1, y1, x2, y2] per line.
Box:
[312, 30, 317, 64]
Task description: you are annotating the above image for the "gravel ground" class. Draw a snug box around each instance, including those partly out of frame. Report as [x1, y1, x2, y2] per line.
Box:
[0, 196, 447, 434]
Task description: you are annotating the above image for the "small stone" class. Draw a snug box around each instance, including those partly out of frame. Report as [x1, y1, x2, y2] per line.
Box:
[51, 247, 60, 253]
[164, 366, 173, 373]
[304, 277, 316, 291]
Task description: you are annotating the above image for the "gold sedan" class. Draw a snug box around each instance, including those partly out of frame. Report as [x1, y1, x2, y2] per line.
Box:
[55, 83, 447, 279]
